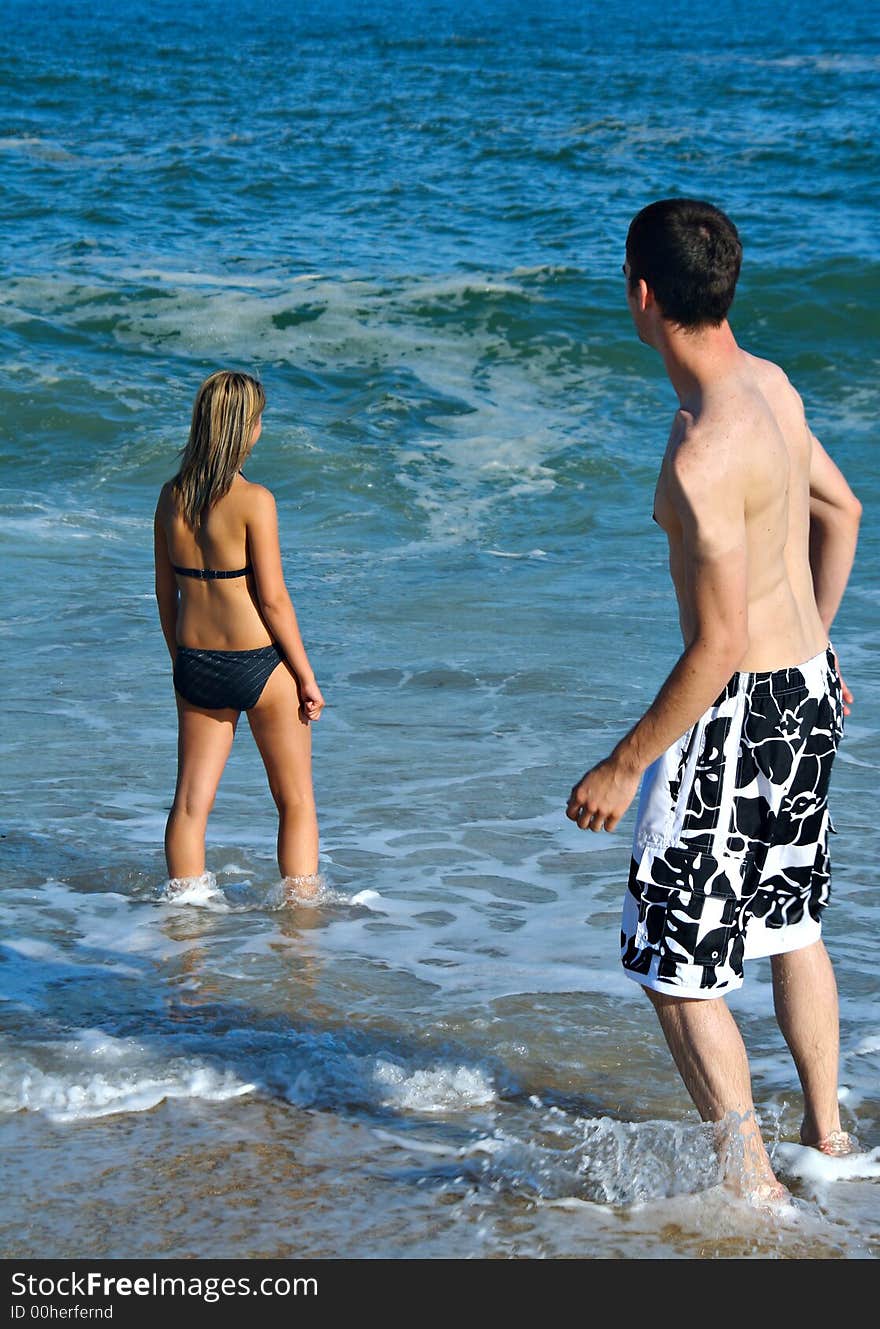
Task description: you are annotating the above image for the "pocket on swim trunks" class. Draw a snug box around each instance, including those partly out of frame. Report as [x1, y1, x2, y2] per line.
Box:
[626, 849, 747, 974]
[634, 842, 757, 903]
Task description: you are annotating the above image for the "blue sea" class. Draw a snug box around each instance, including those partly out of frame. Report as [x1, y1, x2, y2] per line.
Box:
[1, 0, 878, 1258]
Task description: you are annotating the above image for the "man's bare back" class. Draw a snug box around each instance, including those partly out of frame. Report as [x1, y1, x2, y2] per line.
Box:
[654, 350, 829, 673]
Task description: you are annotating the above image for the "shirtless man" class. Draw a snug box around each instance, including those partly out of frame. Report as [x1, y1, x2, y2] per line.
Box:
[566, 199, 861, 1200]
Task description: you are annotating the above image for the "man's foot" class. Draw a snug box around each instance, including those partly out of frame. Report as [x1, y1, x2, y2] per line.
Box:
[716, 1109, 787, 1204]
[802, 1129, 859, 1156]
[745, 1178, 792, 1211]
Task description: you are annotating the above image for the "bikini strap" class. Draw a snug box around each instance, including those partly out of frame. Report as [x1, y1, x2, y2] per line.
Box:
[172, 565, 252, 580]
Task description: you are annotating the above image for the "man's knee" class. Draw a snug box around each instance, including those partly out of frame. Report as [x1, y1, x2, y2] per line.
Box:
[642, 985, 697, 1012]
[642, 984, 730, 1030]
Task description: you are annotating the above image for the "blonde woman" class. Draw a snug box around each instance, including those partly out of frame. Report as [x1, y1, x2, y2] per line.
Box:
[154, 371, 324, 894]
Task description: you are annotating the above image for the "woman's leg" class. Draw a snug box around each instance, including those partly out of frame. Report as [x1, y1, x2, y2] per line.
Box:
[165, 697, 238, 879]
[247, 664, 318, 881]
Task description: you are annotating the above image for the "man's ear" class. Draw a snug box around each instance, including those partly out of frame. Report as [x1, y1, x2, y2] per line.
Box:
[637, 278, 653, 312]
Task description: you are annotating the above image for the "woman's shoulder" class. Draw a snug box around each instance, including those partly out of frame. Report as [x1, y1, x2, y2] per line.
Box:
[155, 479, 177, 515]
[235, 475, 277, 514]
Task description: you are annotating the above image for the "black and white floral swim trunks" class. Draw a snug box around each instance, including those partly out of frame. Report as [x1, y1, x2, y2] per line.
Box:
[621, 645, 843, 998]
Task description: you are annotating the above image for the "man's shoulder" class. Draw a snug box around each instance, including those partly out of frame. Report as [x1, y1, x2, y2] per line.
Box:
[664, 410, 748, 509]
[667, 409, 725, 465]
[743, 350, 806, 413]
[743, 348, 789, 382]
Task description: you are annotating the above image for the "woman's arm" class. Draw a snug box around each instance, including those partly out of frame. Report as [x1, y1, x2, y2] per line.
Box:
[246, 486, 325, 719]
[154, 490, 179, 663]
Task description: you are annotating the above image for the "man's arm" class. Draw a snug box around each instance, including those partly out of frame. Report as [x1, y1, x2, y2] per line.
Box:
[808, 430, 860, 716]
[808, 431, 861, 636]
[566, 438, 749, 832]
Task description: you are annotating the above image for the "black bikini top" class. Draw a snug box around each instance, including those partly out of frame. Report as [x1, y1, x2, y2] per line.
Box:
[172, 564, 252, 580]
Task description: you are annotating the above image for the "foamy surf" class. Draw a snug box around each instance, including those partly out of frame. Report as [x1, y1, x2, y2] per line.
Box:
[370, 1111, 724, 1207]
[156, 871, 374, 912]
[250, 1028, 503, 1117]
[774, 1142, 880, 1183]
[350, 889, 383, 907]
[372, 1060, 496, 1112]
[462, 1115, 721, 1206]
[0, 1031, 255, 1123]
[159, 872, 226, 909]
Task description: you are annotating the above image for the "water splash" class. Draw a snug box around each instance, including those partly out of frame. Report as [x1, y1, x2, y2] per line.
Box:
[158, 872, 226, 909]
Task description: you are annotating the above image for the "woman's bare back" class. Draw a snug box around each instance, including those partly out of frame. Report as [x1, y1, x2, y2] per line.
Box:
[156, 475, 274, 651]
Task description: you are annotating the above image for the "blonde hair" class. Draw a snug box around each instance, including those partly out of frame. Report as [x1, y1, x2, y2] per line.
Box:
[172, 371, 266, 529]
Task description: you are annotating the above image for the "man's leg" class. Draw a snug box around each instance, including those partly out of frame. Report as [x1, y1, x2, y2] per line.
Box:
[645, 988, 785, 1197]
[770, 938, 846, 1150]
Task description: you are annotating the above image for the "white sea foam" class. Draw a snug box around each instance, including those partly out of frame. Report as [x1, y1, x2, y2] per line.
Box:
[775, 1142, 880, 1183]
[0, 136, 46, 149]
[0, 934, 144, 1007]
[0, 495, 144, 544]
[183, 1014, 502, 1119]
[350, 889, 383, 907]
[1, 261, 616, 561]
[0, 1031, 255, 1122]
[159, 872, 227, 909]
[4, 938, 60, 961]
[117, 266, 281, 290]
[371, 1128, 461, 1158]
[0, 136, 80, 162]
[401, 1113, 724, 1206]
[372, 1060, 496, 1112]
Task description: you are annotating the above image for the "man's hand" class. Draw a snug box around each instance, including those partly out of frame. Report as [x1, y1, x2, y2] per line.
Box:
[566, 756, 641, 833]
[832, 648, 853, 718]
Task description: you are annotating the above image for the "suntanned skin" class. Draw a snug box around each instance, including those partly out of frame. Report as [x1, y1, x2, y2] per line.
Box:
[154, 415, 326, 889]
[566, 262, 861, 1199]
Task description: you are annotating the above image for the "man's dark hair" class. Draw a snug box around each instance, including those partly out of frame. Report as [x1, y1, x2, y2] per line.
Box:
[626, 198, 742, 329]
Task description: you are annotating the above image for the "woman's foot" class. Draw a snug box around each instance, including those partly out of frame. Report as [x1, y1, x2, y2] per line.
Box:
[283, 872, 322, 902]
[164, 870, 218, 899]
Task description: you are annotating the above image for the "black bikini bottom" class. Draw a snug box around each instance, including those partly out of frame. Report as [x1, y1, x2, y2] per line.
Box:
[173, 643, 285, 711]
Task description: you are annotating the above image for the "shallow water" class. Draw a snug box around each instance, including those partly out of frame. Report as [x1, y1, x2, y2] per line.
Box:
[1, 0, 878, 1258]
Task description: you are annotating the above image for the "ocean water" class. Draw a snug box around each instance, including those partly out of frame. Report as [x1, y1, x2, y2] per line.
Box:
[1, 0, 879, 1259]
